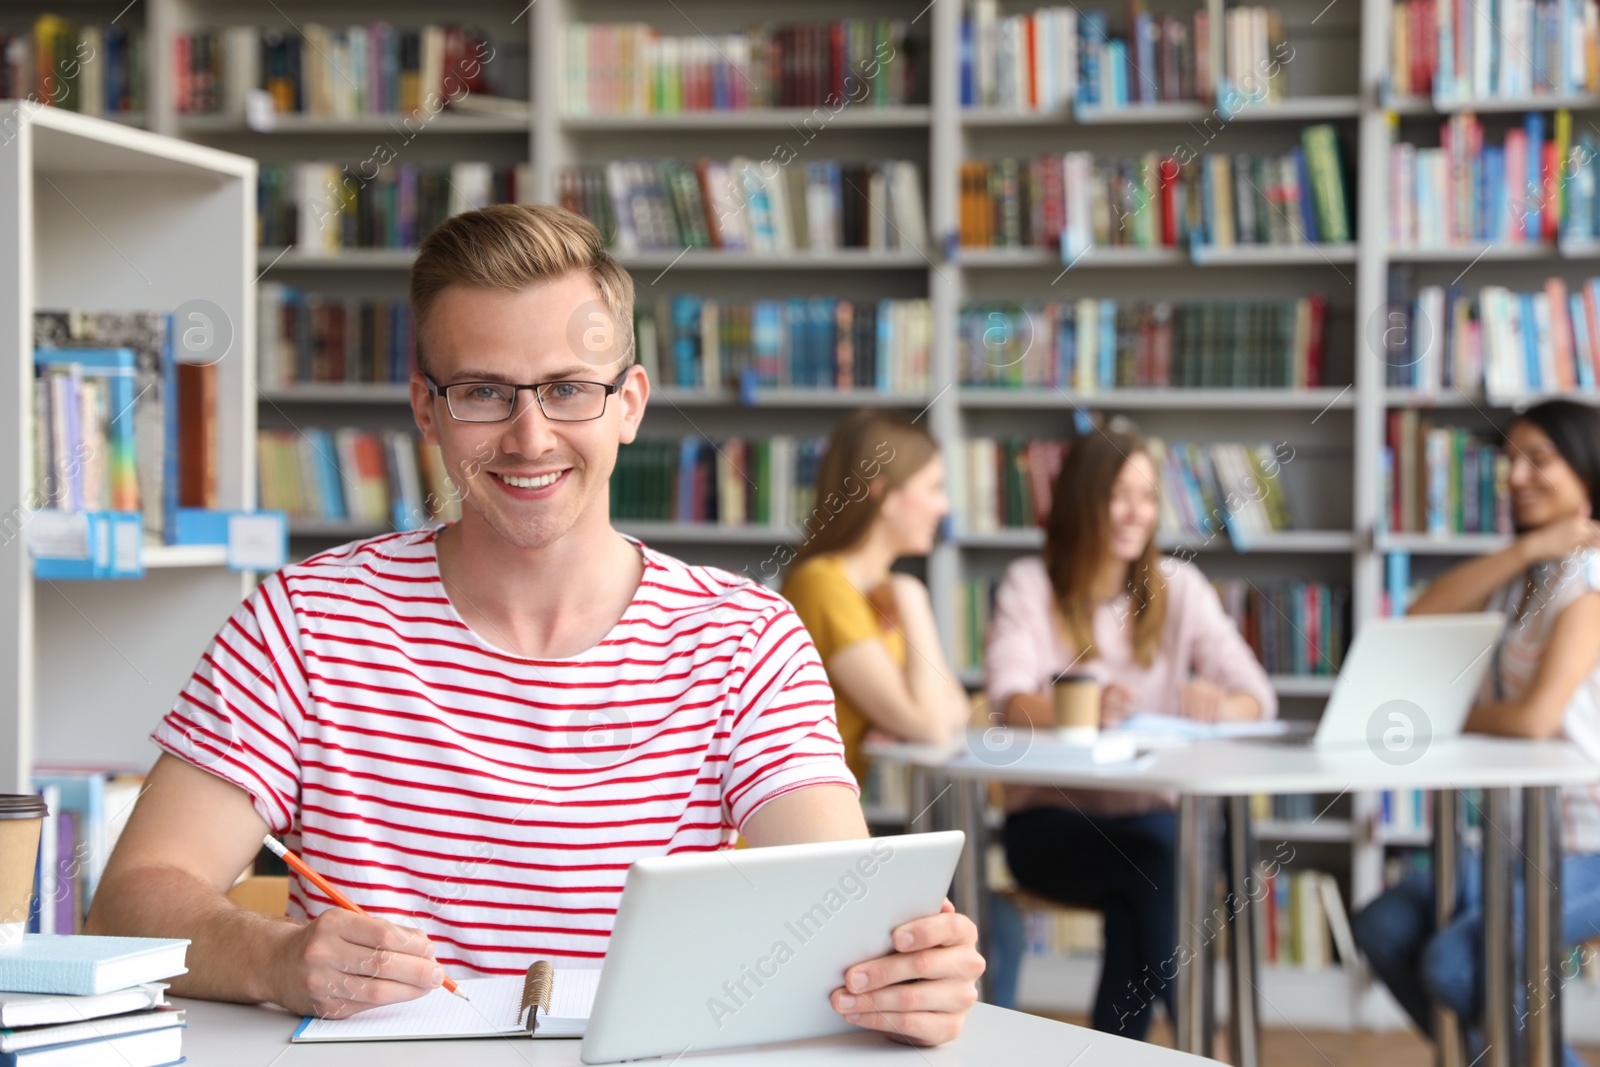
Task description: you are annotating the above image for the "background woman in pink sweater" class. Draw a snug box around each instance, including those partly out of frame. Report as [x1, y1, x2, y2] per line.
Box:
[985, 428, 1276, 1039]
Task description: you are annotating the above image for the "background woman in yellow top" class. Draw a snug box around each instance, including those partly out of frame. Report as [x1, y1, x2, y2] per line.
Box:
[780, 409, 971, 785]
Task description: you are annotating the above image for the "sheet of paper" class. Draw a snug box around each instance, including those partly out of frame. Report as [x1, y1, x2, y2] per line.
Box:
[295, 977, 526, 1041]
[294, 969, 601, 1042]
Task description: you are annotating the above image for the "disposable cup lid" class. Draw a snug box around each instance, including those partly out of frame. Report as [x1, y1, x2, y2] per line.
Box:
[0, 795, 48, 820]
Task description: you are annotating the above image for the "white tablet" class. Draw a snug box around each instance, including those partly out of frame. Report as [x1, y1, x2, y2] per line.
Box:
[579, 831, 965, 1064]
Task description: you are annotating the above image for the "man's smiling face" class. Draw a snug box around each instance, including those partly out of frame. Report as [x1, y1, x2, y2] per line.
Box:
[411, 272, 646, 551]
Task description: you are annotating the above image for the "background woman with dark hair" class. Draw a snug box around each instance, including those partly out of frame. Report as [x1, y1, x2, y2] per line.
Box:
[985, 428, 1276, 1039]
[781, 409, 971, 787]
[1352, 400, 1600, 1067]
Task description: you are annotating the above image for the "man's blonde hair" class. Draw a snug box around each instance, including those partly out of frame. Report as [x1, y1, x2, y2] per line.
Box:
[409, 203, 635, 376]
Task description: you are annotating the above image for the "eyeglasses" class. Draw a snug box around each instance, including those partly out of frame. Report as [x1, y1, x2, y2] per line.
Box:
[423, 367, 632, 424]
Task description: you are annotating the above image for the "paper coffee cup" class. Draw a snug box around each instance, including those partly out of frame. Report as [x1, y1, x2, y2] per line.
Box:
[0, 795, 48, 947]
[1053, 675, 1102, 745]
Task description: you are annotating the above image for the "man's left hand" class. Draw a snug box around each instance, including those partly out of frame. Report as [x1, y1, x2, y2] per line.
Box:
[830, 898, 984, 1046]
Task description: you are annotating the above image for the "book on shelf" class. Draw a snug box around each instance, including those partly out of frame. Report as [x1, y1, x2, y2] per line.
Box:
[258, 285, 415, 388]
[257, 429, 459, 533]
[1382, 408, 1512, 535]
[1427, 0, 1600, 102]
[955, 437, 1070, 533]
[172, 23, 498, 119]
[1388, 111, 1565, 250]
[611, 437, 824, 529]
[962, 1, 1284, 110]
[957, 577, 999, 674]
[958, 126, 1350, 253]
[32, 313, 224, 547]
[563, 20, 921, 115]
[27, 771, 145, 936]
[2, 16, 145, 117]
[1215, 580, 1350, 676]
[1256, 867, 1351, 969]
[259, 162, 530, 253]
[1382, 266, 1600, 396]
[1389, 0, 1438, 97]
[1148, 439, 1295, 542]
[1376, 789, 1434, 836]
[958, 297, 1326, 389]
[634, 295, 930, 393]
[558, 159, 927, 255]
[1251, 794, 1330, 821]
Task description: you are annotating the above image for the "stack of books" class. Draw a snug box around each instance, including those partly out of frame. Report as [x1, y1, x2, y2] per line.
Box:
[635, 295, 930, 392]
[958, 297, 1327, 390]
[171, 23, 498, 118]
[558, 159, 927, 255]
[257, 429, 459, 532]
[611, 437, 825, 528]
[1388, 111, 1564, 250]
[0, 935, 190, 1066]
[258, 162, 527, 252]
[958, 126, 1351, 251]
[1, 16, 146, 117]
[562, 20, 921, 114]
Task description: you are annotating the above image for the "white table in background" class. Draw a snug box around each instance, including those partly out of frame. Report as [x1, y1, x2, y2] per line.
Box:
[171, 995, 1223, 1066]
[866, 730, 1600, 1067]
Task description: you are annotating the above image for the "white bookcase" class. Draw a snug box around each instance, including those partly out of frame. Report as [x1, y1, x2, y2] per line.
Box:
[0, 104, 257, 787]
[8, 0, 1600, 1036]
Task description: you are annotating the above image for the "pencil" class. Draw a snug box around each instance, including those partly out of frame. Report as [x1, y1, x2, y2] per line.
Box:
[261, 834, 470, 1002]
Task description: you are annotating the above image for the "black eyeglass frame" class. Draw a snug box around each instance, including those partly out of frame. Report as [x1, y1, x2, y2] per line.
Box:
[422, 366, 633, 424]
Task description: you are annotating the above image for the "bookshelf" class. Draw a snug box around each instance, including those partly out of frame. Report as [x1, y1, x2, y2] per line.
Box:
[12, 0, 1599, 1037]
[0, 105, 257, 785]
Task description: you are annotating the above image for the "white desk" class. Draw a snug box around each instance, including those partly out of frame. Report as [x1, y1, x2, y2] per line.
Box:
[867, 731, 1600, 1067]
[173, 996, 1223, 1066]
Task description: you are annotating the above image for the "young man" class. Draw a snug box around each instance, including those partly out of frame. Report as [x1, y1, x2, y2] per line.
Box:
[86, 204, 983, 1046]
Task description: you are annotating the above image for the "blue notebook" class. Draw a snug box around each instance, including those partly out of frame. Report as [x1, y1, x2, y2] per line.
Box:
[0, 936, 188, 996]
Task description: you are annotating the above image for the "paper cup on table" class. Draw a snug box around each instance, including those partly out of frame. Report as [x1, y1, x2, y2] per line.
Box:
[1052, 675, 1102, 745]
[0, 795, 46, 947]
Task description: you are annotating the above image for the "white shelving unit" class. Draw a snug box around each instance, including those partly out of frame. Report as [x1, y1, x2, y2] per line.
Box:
[0, 104, 257, 788]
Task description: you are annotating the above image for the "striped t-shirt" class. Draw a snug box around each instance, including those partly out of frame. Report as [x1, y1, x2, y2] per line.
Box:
[151, 529, 856, 974]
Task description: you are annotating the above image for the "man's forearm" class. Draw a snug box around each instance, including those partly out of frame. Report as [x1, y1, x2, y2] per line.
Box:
[87, 864, 297, 1005]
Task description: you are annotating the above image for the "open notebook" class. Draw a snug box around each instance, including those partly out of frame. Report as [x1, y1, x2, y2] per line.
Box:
[291, 963, 600, 1042]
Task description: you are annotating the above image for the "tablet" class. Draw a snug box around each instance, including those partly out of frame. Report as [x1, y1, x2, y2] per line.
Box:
[579, 831, 965, 1064]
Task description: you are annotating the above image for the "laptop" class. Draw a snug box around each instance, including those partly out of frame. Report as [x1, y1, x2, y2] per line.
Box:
[1292, 613, 1507, 750]
[580, 831, 965, 1064]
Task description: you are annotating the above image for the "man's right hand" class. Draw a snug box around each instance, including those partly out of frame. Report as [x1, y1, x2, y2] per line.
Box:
[270, 908, 446, 1019]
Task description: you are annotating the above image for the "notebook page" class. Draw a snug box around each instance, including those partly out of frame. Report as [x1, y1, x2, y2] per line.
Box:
[293, 976, 526, 1041]
[545, 968, 600, 1021]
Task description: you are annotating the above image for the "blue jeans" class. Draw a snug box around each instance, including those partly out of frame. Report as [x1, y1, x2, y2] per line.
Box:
[1002, 806, 1179, 1039]
[1352, 850, 1600, 1067]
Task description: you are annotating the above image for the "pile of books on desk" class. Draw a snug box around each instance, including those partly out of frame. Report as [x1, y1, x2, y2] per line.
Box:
[0, 934, 189, 1065]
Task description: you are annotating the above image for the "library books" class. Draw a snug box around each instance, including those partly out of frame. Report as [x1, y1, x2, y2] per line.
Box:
[1429, 0, 1600, 101]
[961, 3, 1295, 110]
[27, 772, 145, 938]
[563, 20, 920, 114]
[558, 158, 927, 255]
[2, 16, 145, 116]
[1388, 111, 1565, 250]
[1215, 580, 1351, 676]
[258, 285, 415, 387]
[957, 437, 1294, 543]
[1382, 410, 1511, 535]
[959, 297, 1326, 390]
[1563, 129, 1600, 244]
[1389, 0, 1438, 96]
[172, 23, 496, 118]
[611, 437, 824, 529]
[32, 312, 223, 544]
[956, 577, 998, 674]
[1257, 868, 1352, 969]
[1382, 268, 1600, 398]
[257, 429, 459, 531]
[958, 126, 1351, 252]
[258, 162, 528, 253]
[635, 296, 930, 393]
